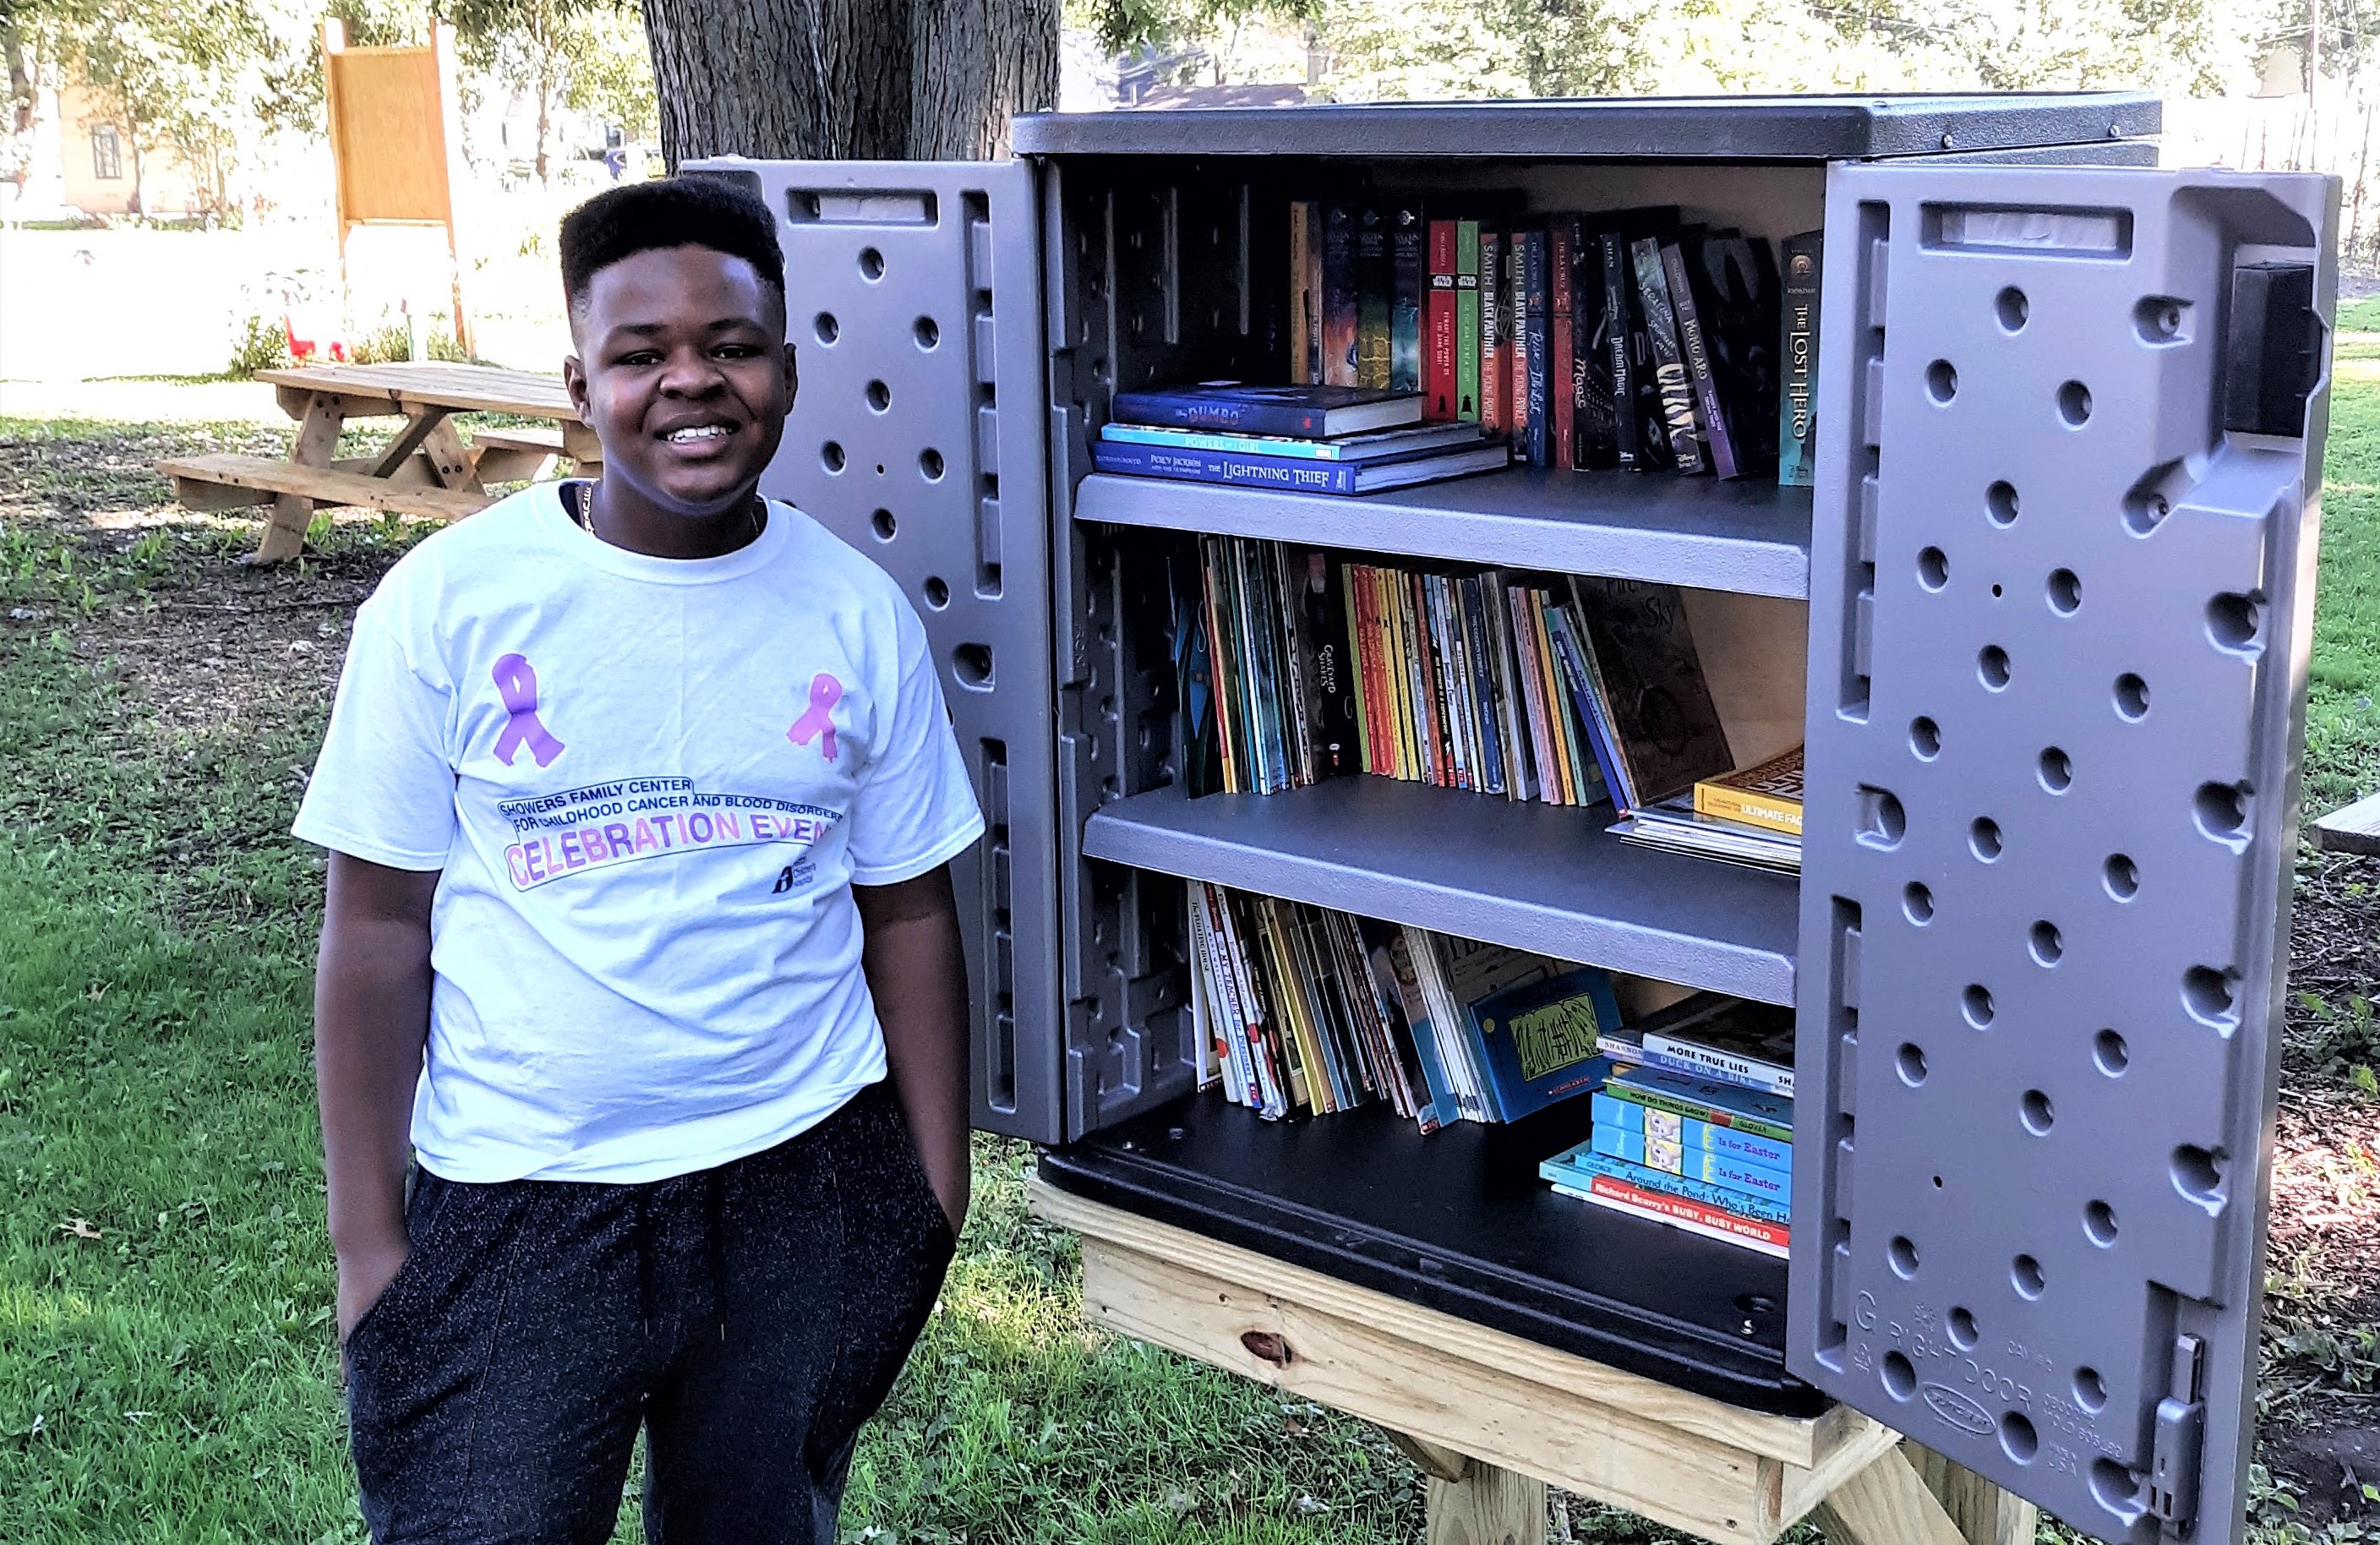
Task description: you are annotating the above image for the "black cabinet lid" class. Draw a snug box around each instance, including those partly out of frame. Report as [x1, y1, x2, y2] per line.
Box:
[1012, 91, 2160, 161]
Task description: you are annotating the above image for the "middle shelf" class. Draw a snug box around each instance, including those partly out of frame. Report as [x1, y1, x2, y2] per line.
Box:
[1071, 464, 1816, 599]
[1083, 777, 1800, 1005]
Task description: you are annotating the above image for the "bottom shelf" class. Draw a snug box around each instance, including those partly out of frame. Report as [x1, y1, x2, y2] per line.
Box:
[1039, 1090, 1816, 1418]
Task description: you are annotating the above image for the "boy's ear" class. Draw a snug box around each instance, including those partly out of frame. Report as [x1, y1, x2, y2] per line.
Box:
[563, 352, 591, 419]
[781, 339, 798, 407]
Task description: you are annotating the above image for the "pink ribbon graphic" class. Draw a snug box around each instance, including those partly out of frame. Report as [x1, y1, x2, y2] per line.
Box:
[491, 653, 565, 768]
[787, 672, 843, 762]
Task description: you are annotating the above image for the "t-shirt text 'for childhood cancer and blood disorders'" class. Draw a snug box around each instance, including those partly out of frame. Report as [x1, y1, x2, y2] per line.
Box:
[497, 777, 843, 890]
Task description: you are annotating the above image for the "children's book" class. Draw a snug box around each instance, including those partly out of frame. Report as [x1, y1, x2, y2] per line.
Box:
[1480, 230, 1505, 434]
[1778, 229, 1821, 488]
[1542, 1144, 1790, 1227]
[1109, 382, 1425, 438]
[1662, 238, 1737, 478]
[1356, 205, 1394, 390]
[1090, 439, 1507, 495]
[1693, 745, 1804, 839]
[1426, 218, 1460, 420]
[1690, 233, 1782, 479]
[1467, 974, 1620, 1121]
[1456, 220, 1482, 423]
[1625, 990, 1795, 1097]
[1630, 235, 1706, 473]
[1391, 201, 1425, 394]
[1592, 1090, 1792, 1171]
[1566, 576, 1733, 807]
[1548, 1171, 1790, 1258]
[1324, 205, 1360, 387]
[1100, 419, 1483, 461]
[1600, 1061, 1793, 1144]
[1290, 201, 1317, 383]
[1590, 1124, 1790, 1205]
[1521, 229, 1550, 468]
[1548, 221, 1576, 471]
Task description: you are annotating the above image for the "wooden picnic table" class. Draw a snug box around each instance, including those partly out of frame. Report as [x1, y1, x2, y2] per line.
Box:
[157, 362, 602, 562]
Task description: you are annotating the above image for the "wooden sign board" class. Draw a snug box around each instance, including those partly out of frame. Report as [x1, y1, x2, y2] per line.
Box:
[321, 19, 472, 351]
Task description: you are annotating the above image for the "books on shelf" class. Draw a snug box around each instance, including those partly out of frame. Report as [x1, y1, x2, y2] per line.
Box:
[1625, 990, 1794, 1097]
[1617, 744, 1804, 872]
[1111, 381, 1425, 438]
[1542, 1057, 1797, 1258]
[1187, 878, 1619, 1131]
[1091, 437, 1509, 495]
[1099, 420, 1488, 462]
[1777, 230, 1821, 489]
[1694, 745, 1804, 838]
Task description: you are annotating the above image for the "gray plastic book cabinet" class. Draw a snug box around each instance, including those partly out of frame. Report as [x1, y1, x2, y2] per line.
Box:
[688, 96, 2336, 1544]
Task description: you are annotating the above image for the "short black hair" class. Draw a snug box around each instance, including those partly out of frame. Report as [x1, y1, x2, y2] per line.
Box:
[559, 177, 785, 315]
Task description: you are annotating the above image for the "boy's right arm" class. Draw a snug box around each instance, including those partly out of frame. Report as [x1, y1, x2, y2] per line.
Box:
[316, 851, 441, 1341]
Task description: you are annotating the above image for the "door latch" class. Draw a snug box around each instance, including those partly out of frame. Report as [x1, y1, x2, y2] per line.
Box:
[2149, 1333, 2207, 1536]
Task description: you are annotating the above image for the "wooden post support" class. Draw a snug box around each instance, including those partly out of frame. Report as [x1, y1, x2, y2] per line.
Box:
[1425, 1458, 1545, 1545]
[254, 392, 346, 563]
[1809, 1443, 2033, 1545]
[1902, 1442, 2039, 1545]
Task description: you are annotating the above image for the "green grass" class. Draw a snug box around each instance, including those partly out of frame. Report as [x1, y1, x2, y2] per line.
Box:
[0, 393, 2376, 1544]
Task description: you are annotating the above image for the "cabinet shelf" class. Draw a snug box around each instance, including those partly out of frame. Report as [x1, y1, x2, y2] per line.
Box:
[1072, 466, 1812, 598]
[1038, 1090, 1815, 1415]
[1084, 778, 1799, 1004]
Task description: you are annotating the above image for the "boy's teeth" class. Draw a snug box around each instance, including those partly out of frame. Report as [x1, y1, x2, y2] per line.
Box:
[665, 425, 728, 442]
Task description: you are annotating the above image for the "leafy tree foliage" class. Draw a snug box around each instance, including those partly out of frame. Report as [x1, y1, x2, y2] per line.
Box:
[441, 0, 655, 184]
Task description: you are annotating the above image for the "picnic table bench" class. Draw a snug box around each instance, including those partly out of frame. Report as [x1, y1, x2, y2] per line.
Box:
[157, 363, 602, 562]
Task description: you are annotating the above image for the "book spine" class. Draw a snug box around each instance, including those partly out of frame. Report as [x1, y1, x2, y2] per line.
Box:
[1290, 202, 1313, 384]
[1090, 441, 1359, 494]
[1391, 202, 1425, 395]
[1523, 591, 1574, 805]
[1370, 568, 1406, 780]
[1779, 231, 1820, 488]
[1200, 539, 1240, 794]
[1549, 221, 1575, 472]
[1460, 577, 1504, 795]
[1304, 206, 1327, 385]
[1639, 1038, 1796, 1100]
[1598, 232, 1639, 471]
[1308, 554, 1359, 780]
[1484, 577, 1531, 802]
[1275, 545, 1318, 788]
[1693, 781, 1804, 837]
[1189, 887, 1251, 1106]
[1439, 577, 1477, 791]
[1522, 230, 1549, 467]
[1663, 241, 1739, 479]
[1107, 394, 1326, 438]
[1479, 231, 1504, 434]
[1592, 1126, 1792, 1204]
[1546, 603, 1629, 810]
[1323, 204, 1359, 388]
[1356, 205, 1392, 390]
[1553, 1174, 1791, 1258]
[1597, 1080, 1793, 1144]
[1344, 563, 1377, 775]
[1456, 221, 1482, 423]
[1425, 219, 1459, 420]
[1554, 1149, 1792, 1226]
[1631, 236, 1706, 473]
[1505, 232, 1530, 443]
[1570, 221, 1613, 469]
[1406, 572, 1444, 788]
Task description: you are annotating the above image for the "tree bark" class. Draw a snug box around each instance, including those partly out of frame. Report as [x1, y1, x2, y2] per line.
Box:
[640, 0, 1053, 166]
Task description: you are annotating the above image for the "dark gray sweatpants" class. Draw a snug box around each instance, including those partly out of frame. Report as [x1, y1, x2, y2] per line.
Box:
[341, 1081, 954, 1544]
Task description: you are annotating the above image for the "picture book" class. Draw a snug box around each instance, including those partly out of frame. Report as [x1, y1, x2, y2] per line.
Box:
[1600, 1062, 1793, 1144]
[1591, 1090, 1793, 1171]
[1566, 576, 1733, 806]
[1693, 745, 1804, 838]
[1108, 382, 1426, 438]
[1590, 1124, 1790, 1205]
[1548, 1171, 1789, 1258]
[1778, 229, 1821, 488]
[1468, 971, 1621, 1121]
[1542, 1144, 1791, 1227]
[1625, 990, 1794, 1098]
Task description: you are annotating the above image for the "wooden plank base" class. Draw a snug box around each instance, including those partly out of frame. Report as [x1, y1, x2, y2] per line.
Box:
[2313, 789, 2380, 856]
[1427, 1461, 1545, 1545]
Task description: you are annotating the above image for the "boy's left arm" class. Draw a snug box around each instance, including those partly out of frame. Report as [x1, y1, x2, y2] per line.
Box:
[855, 865, 970, 1234]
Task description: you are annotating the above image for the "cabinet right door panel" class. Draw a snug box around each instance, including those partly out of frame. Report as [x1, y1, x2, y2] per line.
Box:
[1790, 164, 2337, 1542]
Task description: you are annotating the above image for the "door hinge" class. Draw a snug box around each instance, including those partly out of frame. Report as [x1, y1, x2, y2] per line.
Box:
[2149, 1333, 2207, 1537]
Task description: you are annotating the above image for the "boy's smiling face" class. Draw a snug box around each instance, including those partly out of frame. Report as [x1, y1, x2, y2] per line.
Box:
[564, 244, 795, 518]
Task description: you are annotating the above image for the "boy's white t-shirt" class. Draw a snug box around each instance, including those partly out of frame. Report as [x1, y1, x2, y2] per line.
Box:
[293, 485, 984, 1185]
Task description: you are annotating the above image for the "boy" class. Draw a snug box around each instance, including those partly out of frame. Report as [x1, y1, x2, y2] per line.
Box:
[295, 177, 980, 1542]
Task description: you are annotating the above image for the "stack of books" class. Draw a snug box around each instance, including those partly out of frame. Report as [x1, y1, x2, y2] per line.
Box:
[1186, 880, 1623, 1131]
[1094, 383, 1510, 496]
[1542, 1059, 1794, 1259]
[1281, 199, 1820, 485]
[1617, 746, 1804, 873]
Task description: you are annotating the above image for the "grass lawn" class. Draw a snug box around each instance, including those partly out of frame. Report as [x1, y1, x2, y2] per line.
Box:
[0, 387, 2375, 1545]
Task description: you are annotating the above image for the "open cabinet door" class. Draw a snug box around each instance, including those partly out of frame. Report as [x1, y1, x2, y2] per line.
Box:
[1791, 165, 2336, 1541]
[686, 157, 1064, 1145]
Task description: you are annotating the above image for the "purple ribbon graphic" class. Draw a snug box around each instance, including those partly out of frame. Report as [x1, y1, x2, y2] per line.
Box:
[491, 653, 565, 768]
[787, 672, 843, 762]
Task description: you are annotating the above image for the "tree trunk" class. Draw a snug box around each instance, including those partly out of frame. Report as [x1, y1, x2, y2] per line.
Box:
[535, 65, 554, 185]
[640, 0, 1053, 166]
[2, 16, 34, 134]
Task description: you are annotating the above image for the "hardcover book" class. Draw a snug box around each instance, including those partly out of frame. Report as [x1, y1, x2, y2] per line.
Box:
[1090, 438, 1506, 495]
[1100, 420, 1486, 461]
[1456, 221, 1482, 423]
[1547, 1171, 1789, 1258]
[1468, 973, 1621, 1121]
[1323, 204, 1360, 387]
[1630, 235, 1706, 473]
[1391, 202, 1425, 394]
[1426, 218, 1460, 419]
[1778, 229, 1821, 488]
[1108, 382, 1426, 438]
